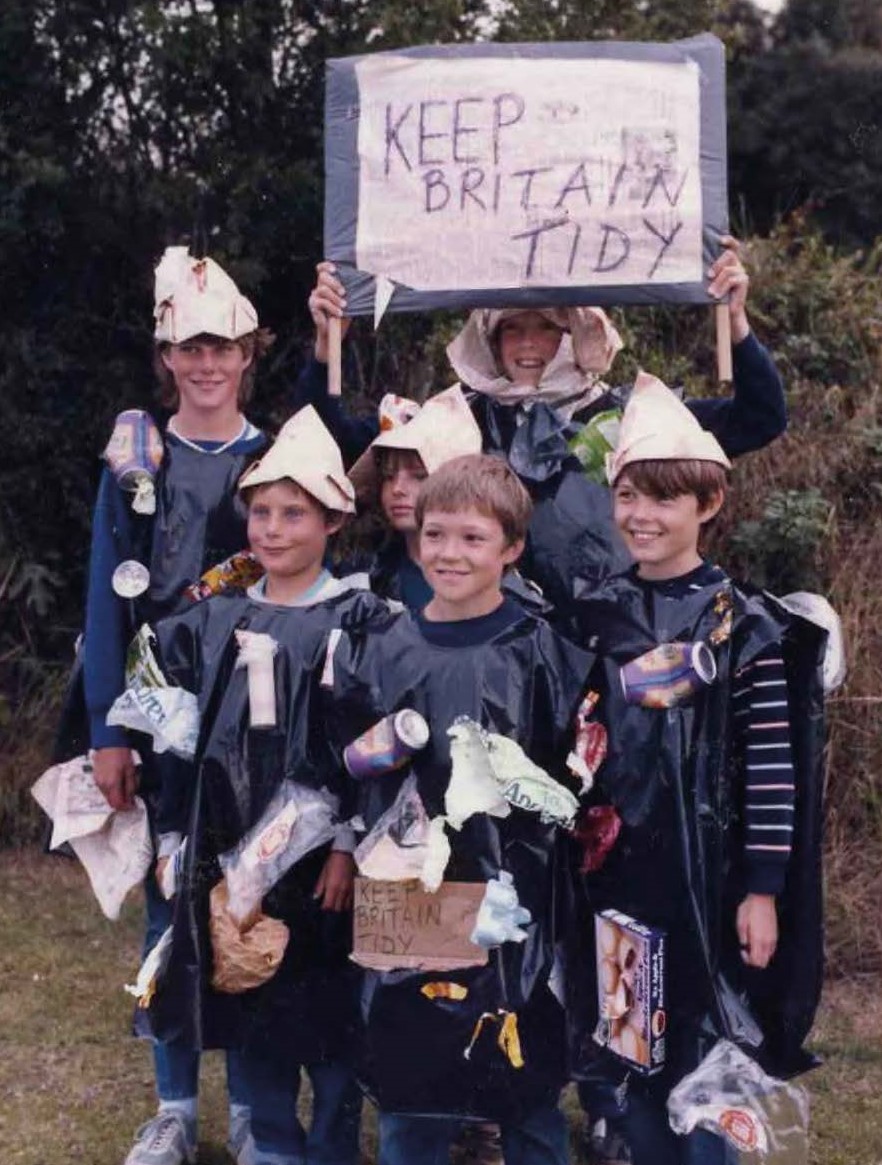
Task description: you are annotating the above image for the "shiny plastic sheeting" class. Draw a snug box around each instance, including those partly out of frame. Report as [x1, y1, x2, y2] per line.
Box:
[568, 576, 826, 1095]
[143, 586, 392, 1063]
[326, 605, 593, 1120]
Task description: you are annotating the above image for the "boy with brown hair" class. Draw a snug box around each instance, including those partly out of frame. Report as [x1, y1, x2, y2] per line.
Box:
[568, 374, 825, 1165]
[83, 247, 271, 1165]
[326, 453, 593, 1165]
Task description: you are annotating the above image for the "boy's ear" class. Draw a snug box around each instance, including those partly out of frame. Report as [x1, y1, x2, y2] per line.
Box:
[698, 489, 725, 525]
[325, 512, 346, 537]
[502, 536, 525, 566]
[159, 347, 176, 372]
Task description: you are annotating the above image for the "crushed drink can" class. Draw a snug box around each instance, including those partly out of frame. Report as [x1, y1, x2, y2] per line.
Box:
[103, 409, 164, 515]
[620, 641, 716, 709]
[344, 709, 430, 778]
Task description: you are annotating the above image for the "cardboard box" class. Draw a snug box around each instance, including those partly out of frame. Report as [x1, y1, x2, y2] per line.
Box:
[593, 908, 666, 1074]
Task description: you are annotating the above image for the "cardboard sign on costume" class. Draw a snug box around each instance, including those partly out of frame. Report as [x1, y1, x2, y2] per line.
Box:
[352, 877, 489, 971]
[325, 35, 727, 317]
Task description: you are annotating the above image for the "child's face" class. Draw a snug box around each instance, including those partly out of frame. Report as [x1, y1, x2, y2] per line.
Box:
[496, 311, 564, 387]
[419, 506, 522, 617]
[160, 335, 251, 414]
[379, 450, 428, 533]
[247, 481, 337, 587]
[613, 475, 722, 581]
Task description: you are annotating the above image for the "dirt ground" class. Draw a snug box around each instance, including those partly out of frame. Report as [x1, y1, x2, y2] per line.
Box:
[1, 850, 880, 1165]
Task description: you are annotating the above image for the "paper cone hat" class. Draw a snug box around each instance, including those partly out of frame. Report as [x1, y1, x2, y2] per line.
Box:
[154, 246, 258, 343]
[238, 406, 356, 514]
[606, 370, 732, 483]
[349, 385, 483, 500]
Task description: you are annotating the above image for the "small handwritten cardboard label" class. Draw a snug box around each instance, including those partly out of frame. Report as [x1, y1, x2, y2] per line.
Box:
[352, 877, 488, 971]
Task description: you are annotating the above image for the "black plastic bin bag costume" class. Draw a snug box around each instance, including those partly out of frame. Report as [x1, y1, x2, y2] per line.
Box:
[326, 607, 593, 1120]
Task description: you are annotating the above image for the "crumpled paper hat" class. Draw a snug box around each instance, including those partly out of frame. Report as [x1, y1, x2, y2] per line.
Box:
[450, 305, 623, 381]
[154, 245, 258, 343]
[238, 405, 356, 514]
[348, 385, 482, 500]
[606, 370, 732, 483]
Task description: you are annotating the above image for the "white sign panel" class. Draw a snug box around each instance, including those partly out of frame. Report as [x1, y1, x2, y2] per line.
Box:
[354, 54, 702, 293]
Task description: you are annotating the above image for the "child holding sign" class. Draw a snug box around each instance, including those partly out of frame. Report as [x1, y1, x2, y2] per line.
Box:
[325, 454, 593, 1165]
[295, 238, 785, 621]
[566, 375, 824, 1165]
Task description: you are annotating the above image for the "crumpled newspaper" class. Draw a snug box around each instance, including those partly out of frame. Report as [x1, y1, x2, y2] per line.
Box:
[106, 624, 199, 758]
[31, 754, 152, 920]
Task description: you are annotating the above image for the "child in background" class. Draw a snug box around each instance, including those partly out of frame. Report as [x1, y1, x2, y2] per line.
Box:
[326, 454, 593, 1165]
[568, 374, 825, 1165]
[296, 238, 786, 618]
[83, 248, 270, 1165]
[133, 407, 392, 1165]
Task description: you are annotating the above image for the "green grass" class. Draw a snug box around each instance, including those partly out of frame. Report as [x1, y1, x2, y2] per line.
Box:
[1, 850, 880, 1164]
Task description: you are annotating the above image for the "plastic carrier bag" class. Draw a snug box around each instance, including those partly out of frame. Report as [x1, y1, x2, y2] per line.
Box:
[219, 780, 337, 929]
[667, 1040, 809, 1162]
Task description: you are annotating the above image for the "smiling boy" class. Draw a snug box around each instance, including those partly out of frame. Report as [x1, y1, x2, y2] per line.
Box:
[326, 453, 593, 1165]
[82, 247, 271, 1165]
[568, 373, 825, 1165]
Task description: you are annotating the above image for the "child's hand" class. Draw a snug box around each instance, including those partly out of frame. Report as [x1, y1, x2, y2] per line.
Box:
[314, 850, 355, 912]
[736, 893, 778, 968]
[708, 235, 750, 344]
[93, 746, 138, 811]
[308, 261, 351, 362]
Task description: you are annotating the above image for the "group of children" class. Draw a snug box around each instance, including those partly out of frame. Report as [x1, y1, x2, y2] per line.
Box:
[73, 242, 823, 1165]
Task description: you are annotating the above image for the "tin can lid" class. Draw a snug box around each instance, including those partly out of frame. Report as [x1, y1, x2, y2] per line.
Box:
[394, 708, 430, 750]
[112, 559, 150, 599]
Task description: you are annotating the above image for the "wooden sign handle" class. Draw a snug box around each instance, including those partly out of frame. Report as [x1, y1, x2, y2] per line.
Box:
[715, 302, 732, 383]
[328, 316, 343, 397]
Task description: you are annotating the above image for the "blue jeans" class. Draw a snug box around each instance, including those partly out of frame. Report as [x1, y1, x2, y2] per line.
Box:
[143, 870, 249, 1106]
[239, 1050, 362, 1165]
[602, 1085, 734, 1165]
[379, 1102, 567, 1165]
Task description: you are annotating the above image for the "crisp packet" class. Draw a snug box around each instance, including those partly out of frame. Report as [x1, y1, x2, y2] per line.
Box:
[219, 781, 337, 929]
[667, 1040, 809, 1162]
[568, 408, 621, 483]
[107, 624, 199, 758]
[184, 549, 265, 603]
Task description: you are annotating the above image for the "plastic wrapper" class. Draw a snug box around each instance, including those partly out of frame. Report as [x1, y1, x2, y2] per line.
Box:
[447, 717, 578, 830]
[779, 591, 845, 692]
[219, 779, 338, 929]
[572, 805, 622, 875]
[107, 624, 199, 758]
[567, 690, 605, 792]
[209, 881, 289, 993]
[445, 718, 511, 830]
[568, 408, 621, 483]
[183, 549, 265, 603]
[159, 837, 188, 901]
[31, 753, 152, 920]
[471, 872, 532, 948]
[667, 1040, 810, 1162]
[354, 774, 451, 891]
[125, 925, 174, 1008]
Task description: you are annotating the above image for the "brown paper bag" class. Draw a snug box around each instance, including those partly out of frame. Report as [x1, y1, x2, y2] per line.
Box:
[209, 881, 289, 993]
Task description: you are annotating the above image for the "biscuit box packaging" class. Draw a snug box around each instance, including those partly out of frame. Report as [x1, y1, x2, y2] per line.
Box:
[593, 908, 666, 1075]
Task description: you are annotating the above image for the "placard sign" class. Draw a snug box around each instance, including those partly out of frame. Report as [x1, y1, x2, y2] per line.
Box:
[352, 877, 489, 971]
[325, 36, 727, 315]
